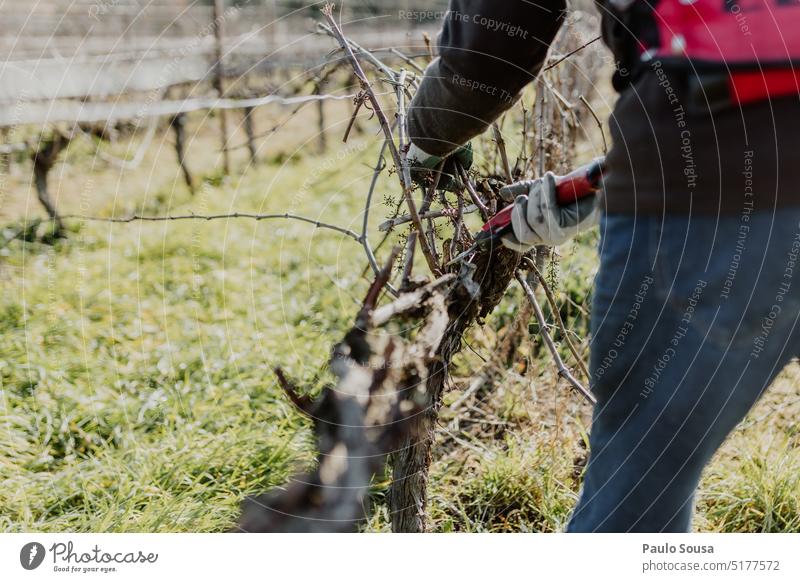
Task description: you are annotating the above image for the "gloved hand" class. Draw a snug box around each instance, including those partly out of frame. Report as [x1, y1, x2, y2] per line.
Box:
[408, 141, 473, 192]
[499, 172, 600, 251]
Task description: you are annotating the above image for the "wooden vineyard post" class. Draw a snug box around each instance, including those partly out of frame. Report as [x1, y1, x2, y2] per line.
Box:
[313, 74, 327, 153]
[31, 133, 68, 236]
[212, 0, 230, 175]
[170, 113, 195, 195]
[317, 99, 326, 153]
[242, 107, 257, 163]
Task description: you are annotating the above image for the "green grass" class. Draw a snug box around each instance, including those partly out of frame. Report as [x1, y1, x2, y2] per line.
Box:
[428, 435, 579, 532]
[698, 445, 800, 532]
[1, 110, 799, 532]
[695, 382, 800, 533]
[0, 119, 382, 531]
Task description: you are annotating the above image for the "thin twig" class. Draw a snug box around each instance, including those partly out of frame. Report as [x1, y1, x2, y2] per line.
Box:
[457, 165, 489, 221]
[356, 245, 402, 329]
[491, 123, 512, 183]
[379, 204, 478, 232]
[448, 375, 487, 412]
[401, 232, 417, 288]
[421, 159, 444, 214]
[515, 271, 595, 405]
[523, 256, 590, 381]
[61, 212, 361, 242]
[579, 94, 608, 154]
[394, 68, 441, 275]
[343, 92, 366, 143]
[420, 159, 444, 264]
[422, 32, 434, 61]
[362, 133, 392, 278]
[537, 79, 547, 177]
[516, 100, 529, 175]
[317, 22, 398, 81]
[543, 35, 601, 72]
[319, 9, 399, 162]
[321, 5, 439, 276]
[450, 190, 466, 259]
[274, 368, 313, 415]
[544, 79, 575, 111]
[390, 48, 425, 75]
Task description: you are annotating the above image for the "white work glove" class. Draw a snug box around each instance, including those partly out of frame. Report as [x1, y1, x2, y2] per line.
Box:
[499, 172, 600, 251]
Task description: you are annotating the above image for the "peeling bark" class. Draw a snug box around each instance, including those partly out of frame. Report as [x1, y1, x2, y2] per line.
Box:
[389, 246, 521, 532]
[238, 262, 453, 533]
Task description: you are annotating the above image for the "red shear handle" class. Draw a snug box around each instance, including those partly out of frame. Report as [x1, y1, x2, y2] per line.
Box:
[480, 204, 514, 234]
[554, 157, 605, 205]
[480, 157, 607, 236]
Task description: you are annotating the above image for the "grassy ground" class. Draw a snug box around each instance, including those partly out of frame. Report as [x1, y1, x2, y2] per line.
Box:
[1, 101, 799, 533]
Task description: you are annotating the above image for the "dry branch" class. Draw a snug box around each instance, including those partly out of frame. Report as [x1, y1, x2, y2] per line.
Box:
[321, 4, 440, 276]
[378, 205, 478, 232]
[492, 123, 513, 183]
[458, 165, 490, 221]
[311, 7, 605, 532]
[523, 256, 590, 381]
[238, 267, 453, 532]
[543, 35, 602, 72]
[273, 368, 313, 414]
[515, 271, 596, 405]
[371, 274, 455, 326]
[235, 11, 606, 533]
[579, 95, 608, 154]
[60, 212, 362, 242]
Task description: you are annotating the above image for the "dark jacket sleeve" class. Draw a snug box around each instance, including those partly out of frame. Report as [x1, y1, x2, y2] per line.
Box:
[407, 0, 566, 157]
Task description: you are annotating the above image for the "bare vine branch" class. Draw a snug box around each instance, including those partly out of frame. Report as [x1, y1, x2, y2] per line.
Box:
[390, 48, 425, 75]
[515, 270, 596, 405]
[362, 131, 394, 282]
[492, 123, 513, 183]
[579, 94, 608, 154]
[274, 368, 313, 414]
[543, 35, 601, 72]
[321, 3, 440, 276]
[394, 68, 442, 275]
[523, 256, 590, 381]
[457, 164, 490, 220]
[378, 204, 478, 232]
[60, 212, 361, 242]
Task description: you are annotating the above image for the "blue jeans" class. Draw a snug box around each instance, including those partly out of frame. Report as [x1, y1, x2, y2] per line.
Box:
[567, 211, 800, 532]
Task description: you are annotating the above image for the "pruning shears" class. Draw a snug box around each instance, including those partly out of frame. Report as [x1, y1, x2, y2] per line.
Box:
[447, 156, 606, 265]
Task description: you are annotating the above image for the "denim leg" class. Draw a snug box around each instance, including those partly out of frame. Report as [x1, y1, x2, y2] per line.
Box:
[567, 211, 800, 532]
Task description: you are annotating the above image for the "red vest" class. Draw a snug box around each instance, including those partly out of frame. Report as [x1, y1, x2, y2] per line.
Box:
[647, 0, 800, 65]
[637, 0, 800, 104]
